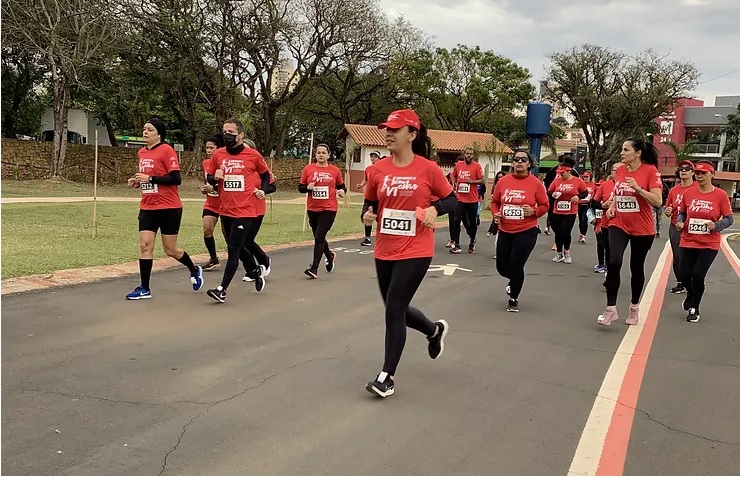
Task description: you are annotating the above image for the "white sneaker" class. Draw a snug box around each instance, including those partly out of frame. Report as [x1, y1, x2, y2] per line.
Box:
[563, 251, 572, 264]
[552, 252, 564, 263]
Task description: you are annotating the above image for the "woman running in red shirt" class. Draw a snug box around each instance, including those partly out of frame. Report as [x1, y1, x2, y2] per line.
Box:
[125, 118, 203, 300]
[591, 163, 622, 274]
[490, 150, 548, 312]
[200, 134, 225, 271]
[299, 144, 347, 279]
[547, 156, 588, 264]
[362, 109, 457, 398]
[664, 160, 696, 294]
[675, 161, 734, 322]
[599, 139, 664, 326]
[577, 171, 597, 244]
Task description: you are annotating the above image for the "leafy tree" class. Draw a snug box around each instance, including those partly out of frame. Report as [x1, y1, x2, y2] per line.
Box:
[545, 44, 699, 178]
[720, 104, 740, 165]
[1, 47, 47, 138]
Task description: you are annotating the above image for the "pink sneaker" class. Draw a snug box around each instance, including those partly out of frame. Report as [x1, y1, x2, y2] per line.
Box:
[626, 304, 640, 325]
[598, 306, 618, 326]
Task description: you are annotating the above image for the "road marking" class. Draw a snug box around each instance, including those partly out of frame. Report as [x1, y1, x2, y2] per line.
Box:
[427, 263, 472, 276]
[568, 241, 671, 476]
[720, 233, 740, 278]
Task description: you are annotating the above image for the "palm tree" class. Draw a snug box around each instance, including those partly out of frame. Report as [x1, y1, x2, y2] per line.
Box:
[666, 140, 699, 165]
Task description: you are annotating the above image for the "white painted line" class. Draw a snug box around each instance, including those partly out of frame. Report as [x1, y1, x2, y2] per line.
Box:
[567, 241, 671, 476]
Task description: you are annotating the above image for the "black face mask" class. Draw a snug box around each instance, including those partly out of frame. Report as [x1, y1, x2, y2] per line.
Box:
[223, 133, 238, 148]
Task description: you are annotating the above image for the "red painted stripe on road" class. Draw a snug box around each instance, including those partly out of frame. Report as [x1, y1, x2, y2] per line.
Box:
[720, 235, 740, 279]
[596, 253, 673, 475]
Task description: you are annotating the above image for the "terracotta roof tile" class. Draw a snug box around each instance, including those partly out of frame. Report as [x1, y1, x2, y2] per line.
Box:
[343, 124, 513, 154]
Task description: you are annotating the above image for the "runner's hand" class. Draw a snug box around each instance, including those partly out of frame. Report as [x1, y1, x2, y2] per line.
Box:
[625, 177, 639, 189]
[307, 182, 315, 190]
[603, 199, 613, 208]
[134, 173, 150, 182]
[337, 189, 346, 198]
[493, 212, 502, 224]
[676, 221, 684, 231]
[552, 192, 561, 199]
[356, 183, 365, 190]
[420, 206, 437, 228]
[664, 206, 673, 217]
[570, 196, 579, 203]
[127, 178, 139, 188]
[606, 207, 616, 219]
[214, 169, 224, 180]
[254, 188, 266, 199]
[522, 205, 534, 216]
[201, 184, 214, 194]
[706, 220, 715, 231]
[362, 206, 377, 226]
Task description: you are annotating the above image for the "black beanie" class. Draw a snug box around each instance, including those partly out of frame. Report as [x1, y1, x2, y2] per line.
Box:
[147, 118, 166, 140]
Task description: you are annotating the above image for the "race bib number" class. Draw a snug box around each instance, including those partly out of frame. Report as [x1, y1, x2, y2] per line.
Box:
[616, 196, 639, 213]
[688, 218, 711, 235]
[457, 183, 471, 194]
[140, 182, 158, 194]
[380, 208, 416, 237]
[312, 186, 329, 199]
[556, 201, 572, 212]
[594, 209, 604, 219]
[223, 175, 244, 192]
[502, 204, 524, 220]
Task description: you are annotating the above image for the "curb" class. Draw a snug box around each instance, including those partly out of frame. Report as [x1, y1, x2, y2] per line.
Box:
[1, 233, 363, 296]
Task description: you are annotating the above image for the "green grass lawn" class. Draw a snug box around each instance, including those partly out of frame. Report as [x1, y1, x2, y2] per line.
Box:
[0, 178, 304, 201]
[1, 202, 366, 279]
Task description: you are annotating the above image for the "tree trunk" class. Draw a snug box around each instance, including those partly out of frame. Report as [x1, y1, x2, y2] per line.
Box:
[101, 112, 119, 147]
[51, 75, 71, 177]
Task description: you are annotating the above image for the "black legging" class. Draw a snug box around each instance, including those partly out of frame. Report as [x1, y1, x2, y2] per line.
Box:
[451, 202, 479, 244]
[245, 215, 269, 269]
[364, 225, 372, 238]
[679, 247, 718, 311]
[550, 213, 577, 252]
[220, 216, 259, 290]
[605, 226, 654, 306]
[668, 223, 682, 282]
[496, 227, 538, 300]
[376, 257, 436, 376]
[578, 204, 589, 236]
[596, 230, 607, 267]
[307, 210, 336, 269]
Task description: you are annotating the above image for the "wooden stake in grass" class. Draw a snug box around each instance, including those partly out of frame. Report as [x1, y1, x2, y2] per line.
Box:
[269, 157, 274, 223]
[92, 130, 99, 238]
[302, 133, 314, 232]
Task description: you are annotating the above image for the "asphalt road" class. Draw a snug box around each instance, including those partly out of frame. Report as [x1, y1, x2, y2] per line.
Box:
[2, 222, 739, 475]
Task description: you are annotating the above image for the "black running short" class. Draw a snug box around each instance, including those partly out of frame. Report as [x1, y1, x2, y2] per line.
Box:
[138, 208, 183, 235]
[202, 208, 219, 219]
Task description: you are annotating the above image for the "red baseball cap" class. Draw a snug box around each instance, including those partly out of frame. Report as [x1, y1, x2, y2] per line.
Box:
[694, 162, 715, 173]
[378, 109, 421, 130]
[677, 160, 695, 169]
[556, 165, 573, 173]
[582, 171, 592, 177]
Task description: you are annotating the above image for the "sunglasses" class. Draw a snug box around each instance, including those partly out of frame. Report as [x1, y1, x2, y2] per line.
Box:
[677, 167, 693, 172]
[512, 157, 529, 163]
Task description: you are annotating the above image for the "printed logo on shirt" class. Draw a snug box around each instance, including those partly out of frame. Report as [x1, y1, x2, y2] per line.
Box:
[501, 189, 526, 202]
[688, 198, 714, 213]
[380, 175, 419, 197]
[221, 159, 245, 173]
[139, 158, 156, 172]
[169, 156, 179, 169]
[311, 171, 334, 183]
[614, 181, 636, 195]
[556, 183, 575, 192]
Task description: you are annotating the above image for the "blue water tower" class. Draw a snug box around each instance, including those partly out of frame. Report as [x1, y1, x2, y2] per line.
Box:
[525, 102, 552, 176]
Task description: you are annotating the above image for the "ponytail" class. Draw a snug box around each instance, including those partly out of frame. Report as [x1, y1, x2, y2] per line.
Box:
[411, 123, 432, 159]
[627, 137, 659, 166]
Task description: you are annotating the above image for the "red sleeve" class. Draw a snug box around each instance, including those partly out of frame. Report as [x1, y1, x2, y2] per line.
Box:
[253, 152, 269, 175]
[677, 191, 689, 214]
[300, 166, 310, 184]
[534, 180, 549, 217]
[547, 179, 556, 193]
[490, 178, 502, 215]
[720, 191, 732, 216]
[335, 167, 344, 186]
[364, 170, 378, 201]
[665, 188, 675, 208]
[430, 165, 453, 199]
[206, 154, 218, 174]
[476, 164, 483, 180]
[577, 178, 588, 193]
[648, 167, 662, 190]
[451, 164, 458, 182]
[164, 148, 180, 173]
[594, 184, 604, 202]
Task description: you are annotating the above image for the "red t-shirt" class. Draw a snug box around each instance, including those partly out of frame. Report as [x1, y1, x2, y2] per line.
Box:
[610, 164, 662, 236]
[137, 143, 182, 210]
[364, 164, 376, 182]
[665, 183, 697, 226]
[365, 155, 453, 260]
[301, 163, 345, 212]
[255, 171, 275, 217]
[208, 147, 269, 218]
[548, 176, 588, 215]
[451, 160, 483, 203]
[580, 182, 598, 204]
[202, 158, 221, 214]
[490, 173, 549, 234]
[593, 180, 615, 228]
[678, 187, 732, 250]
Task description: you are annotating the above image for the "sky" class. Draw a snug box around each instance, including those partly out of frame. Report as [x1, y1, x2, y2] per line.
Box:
[378, 0, 740, 106]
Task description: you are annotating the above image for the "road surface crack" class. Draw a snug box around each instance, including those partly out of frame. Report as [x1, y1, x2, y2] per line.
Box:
[157, 347, 349, 475]
[630, 407, 738, 446]
[7, 386, 208, 406]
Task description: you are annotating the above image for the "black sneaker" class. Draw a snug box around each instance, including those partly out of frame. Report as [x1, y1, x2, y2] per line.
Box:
[304, 267, 318, 279]
[685, 308, 700, 323]
[202, 258, 220, 271]
[361, 237, 372, 246]
[366, 373, 395, 398]
[325, 251, 337, 273]
[207, 288, 226, 303]
[427, 319, 449, 359]
[670, 284, 686, 294]
[450, 245, 462, 254]
[254, 275, 266, 292]
[467, 242, 476, 254]
[682, 297, 692, 311]
[507, 299, 519, 313]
